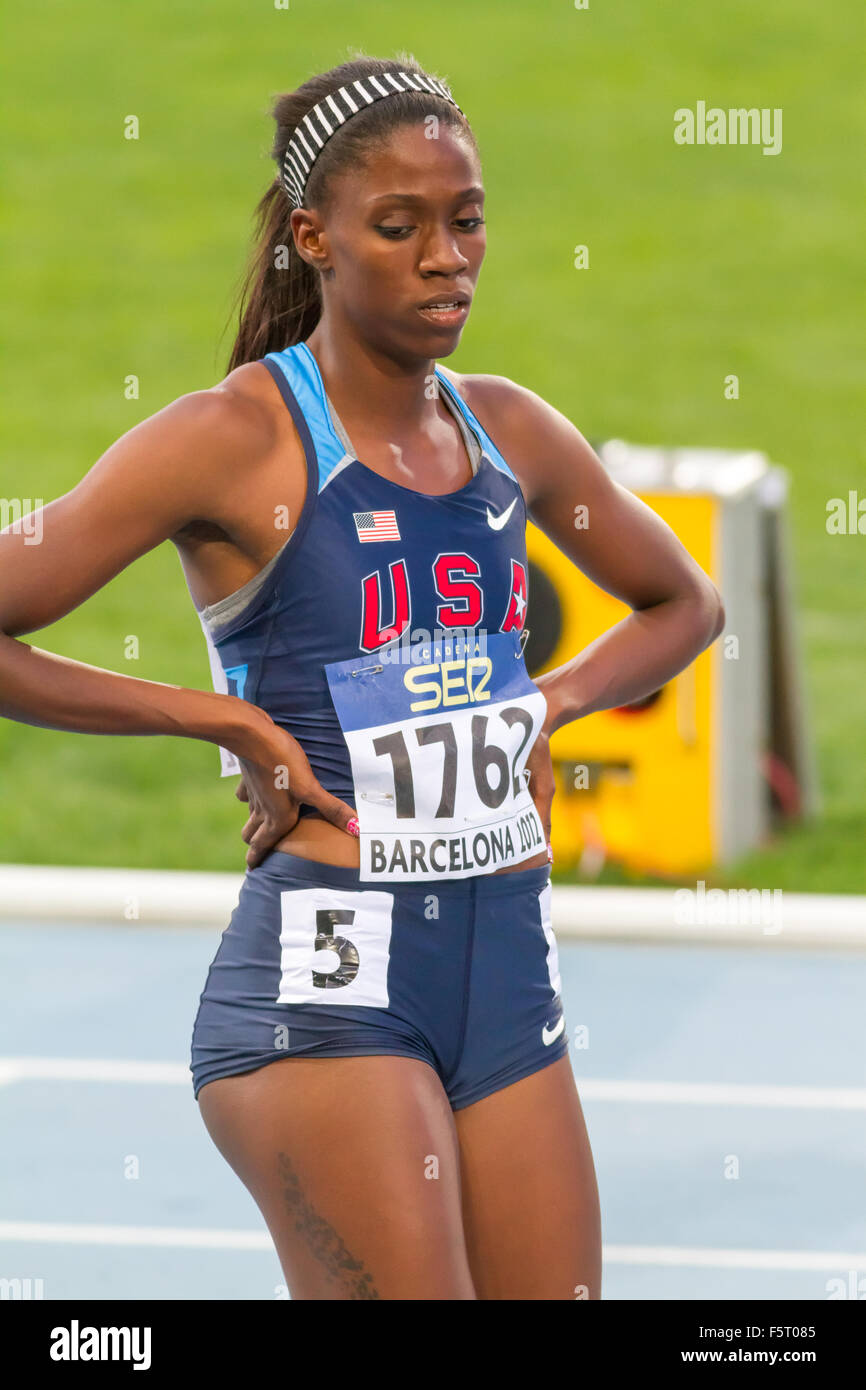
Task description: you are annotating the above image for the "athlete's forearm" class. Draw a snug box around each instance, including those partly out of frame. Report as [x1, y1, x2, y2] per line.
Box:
[537, 584, 724, 736]
[0, 631, 263, 755]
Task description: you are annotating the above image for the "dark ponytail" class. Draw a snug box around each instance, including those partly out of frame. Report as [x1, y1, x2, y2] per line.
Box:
[224, 50, 475, 374]
[224, 176, 321, 372]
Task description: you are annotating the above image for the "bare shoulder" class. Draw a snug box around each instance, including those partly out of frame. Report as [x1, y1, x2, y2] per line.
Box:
[436, 363, 533, 420]
[0, 363, 302, 638]
[442, 367, 723, 617]
[181, 360, 287, 452]
[164, 361, 303, 541]
[437, 365, 592, 508]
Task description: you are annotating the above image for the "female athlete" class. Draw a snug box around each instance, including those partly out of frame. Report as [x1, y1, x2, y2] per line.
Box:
[0, 52, 724, 1299]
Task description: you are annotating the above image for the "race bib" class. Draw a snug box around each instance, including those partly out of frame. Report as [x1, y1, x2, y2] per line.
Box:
[324, 630, 547, 882]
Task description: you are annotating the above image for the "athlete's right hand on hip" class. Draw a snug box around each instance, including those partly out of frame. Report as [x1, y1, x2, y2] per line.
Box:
[233, 720, 359, 869]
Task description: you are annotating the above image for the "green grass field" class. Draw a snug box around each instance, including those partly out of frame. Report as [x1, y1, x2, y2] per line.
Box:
[1, 0, 863, 889]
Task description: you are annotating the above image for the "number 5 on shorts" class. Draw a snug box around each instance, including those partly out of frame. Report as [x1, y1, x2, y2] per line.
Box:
[277, 886, 395, 1007]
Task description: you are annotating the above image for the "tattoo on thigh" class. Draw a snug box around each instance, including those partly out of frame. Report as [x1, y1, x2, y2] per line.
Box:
[277, 1152, 379, 1299]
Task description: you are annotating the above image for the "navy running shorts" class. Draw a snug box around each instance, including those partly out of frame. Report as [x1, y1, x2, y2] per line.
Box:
[190, 848, 569, 1109]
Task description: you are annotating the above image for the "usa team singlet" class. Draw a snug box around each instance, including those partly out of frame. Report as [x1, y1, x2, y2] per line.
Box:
[195, 339, 547, 883]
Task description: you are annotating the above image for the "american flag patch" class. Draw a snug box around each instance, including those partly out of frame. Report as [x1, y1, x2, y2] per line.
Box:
[353, 510, 401, 542]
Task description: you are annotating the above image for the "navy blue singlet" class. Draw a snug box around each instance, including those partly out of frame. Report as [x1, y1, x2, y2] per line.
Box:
[201, 342, 531, 793]
[196, 339, 542, 877]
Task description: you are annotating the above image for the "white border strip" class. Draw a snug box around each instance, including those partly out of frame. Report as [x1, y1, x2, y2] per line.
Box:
[2, 1058, 865, 1109]
[552, 885, 866, 948]
[0, 1221, 862, 1270]
[0, 865, 864, 947]
[0, 864, 243, 927]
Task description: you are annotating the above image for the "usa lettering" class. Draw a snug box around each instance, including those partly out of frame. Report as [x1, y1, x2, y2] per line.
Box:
[360, 553, 527, 652]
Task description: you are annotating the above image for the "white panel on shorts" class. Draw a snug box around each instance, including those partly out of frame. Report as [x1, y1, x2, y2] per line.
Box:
[537, 880, 562, 997]
[277, 886, 394, 1006]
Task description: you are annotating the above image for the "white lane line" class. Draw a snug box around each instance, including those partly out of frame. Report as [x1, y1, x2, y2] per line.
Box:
[578, 1079, 866, 1110]
[0, 1059, 189, 1085]
[0, 1222, 270, 1250]
[604, 1245, 866, 1271]
[0, 1221, 863, 1271]
[2, 1058, 866, 1110]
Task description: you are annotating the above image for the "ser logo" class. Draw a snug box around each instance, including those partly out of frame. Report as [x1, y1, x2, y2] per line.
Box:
[403, 654, 493, 712]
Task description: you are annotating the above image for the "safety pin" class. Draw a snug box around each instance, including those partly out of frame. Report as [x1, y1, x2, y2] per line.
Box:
[360, 791, 394, 803]
[515, 628, 530, 657]
[350, 664, 384, 677]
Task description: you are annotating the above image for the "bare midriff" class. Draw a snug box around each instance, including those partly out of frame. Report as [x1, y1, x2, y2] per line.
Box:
[270, 812, 550, 874]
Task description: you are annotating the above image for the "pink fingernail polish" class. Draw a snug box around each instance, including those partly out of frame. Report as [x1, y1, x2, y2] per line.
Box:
[347, 817, 360, 837]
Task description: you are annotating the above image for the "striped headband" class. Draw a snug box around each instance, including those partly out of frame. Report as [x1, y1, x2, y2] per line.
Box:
[280, 69, 465, 209]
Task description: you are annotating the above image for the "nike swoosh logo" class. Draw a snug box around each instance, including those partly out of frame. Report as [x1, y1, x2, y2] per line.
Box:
[542, 1016, 566, 1047]
[486, 498, 517, 530]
